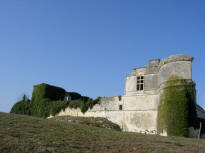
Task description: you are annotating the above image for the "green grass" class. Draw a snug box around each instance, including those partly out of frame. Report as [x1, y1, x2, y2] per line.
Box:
[1, 112, 205, 153]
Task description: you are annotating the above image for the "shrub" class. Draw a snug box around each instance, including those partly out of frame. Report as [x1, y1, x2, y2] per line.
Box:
[10, 100, 31, 115]
[49, 100, 70, 116]
[69, 100, 82, 109]
[11, 83, 101, 117]
[69, 97, 100, 113]
[67, 92, 82, 100]
[31, 83, 66, 102]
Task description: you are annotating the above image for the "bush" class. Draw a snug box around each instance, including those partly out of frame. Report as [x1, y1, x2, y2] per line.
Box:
[10, 94, 31, 115]
[31, 83, 66, 102]
[157, 76, 198, 137]
[69, 97, 100, 113]
[49, 100, 70, 116]
[69, 100, 82, 109]
[67, 92, 82, 100]
[11, 98, 70, 118]
[10, 83, 101, 118]
[10, 100, 31, 115]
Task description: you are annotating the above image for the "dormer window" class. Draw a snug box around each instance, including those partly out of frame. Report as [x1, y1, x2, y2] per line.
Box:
[137, 76, 144, 91]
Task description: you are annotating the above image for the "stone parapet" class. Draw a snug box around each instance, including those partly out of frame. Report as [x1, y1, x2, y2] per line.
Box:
[158, 54, 194, 69]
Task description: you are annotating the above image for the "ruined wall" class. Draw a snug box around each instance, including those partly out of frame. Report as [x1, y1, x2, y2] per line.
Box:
[55, 95, 159, 133]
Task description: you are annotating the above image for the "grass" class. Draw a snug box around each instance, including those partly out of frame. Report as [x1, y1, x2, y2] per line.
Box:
[1, 112, 205, 153]
[49, 116, 121, 131]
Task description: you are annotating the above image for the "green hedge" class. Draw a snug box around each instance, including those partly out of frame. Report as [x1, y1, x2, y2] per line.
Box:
[69, 97, 101, 113]
[157, 76, 198, 137]
[10, 83, 101, 118]
[10, 100, 31, 115]
[31, 83, 66, 102]
[11, 98, 100, 118]
[67, 92, 82, 100]
[11, 99, 70, 118]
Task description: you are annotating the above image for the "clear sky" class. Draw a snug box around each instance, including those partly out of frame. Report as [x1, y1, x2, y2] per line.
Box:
[1, 0, 205, 112]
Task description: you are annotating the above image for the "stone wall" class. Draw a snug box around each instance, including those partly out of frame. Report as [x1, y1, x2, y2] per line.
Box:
[144, 74, 158, 91]
[125, 54, 193, 96]
[55, 95, 159, 134]
[158, 61, 192, 86]
[55, 108, 158, 134]
[52, 54, 202, 136]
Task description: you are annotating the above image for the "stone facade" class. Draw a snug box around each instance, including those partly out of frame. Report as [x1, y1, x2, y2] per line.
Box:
[54, 54, 205, 136]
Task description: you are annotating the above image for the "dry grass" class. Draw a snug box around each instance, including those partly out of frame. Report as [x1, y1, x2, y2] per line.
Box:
[1, 112, 205, 153]
[49, 115, 121, 131]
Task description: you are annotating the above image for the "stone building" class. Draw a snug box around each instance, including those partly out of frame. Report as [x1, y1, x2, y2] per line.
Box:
[55, 54, 205, 135]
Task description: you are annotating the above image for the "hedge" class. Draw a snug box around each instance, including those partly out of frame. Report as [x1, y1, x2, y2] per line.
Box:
[10, 100, 31, 115]
[67, 92, 82, 100]
[10, 83, 100, 118]
[31, 83, 66, 102]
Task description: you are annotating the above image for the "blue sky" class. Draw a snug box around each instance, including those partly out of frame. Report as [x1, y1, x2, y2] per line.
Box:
[1, 0, 205, 112]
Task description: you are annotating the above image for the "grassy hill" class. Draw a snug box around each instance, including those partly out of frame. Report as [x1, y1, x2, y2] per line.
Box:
[49, 116, 121, 131]
[1, 112, 205, 153]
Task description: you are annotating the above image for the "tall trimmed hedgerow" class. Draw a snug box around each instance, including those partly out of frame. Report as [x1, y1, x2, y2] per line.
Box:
[157, 76, 198, 137]
[10, 83, 100, 118]
[31, 83, 66, 102]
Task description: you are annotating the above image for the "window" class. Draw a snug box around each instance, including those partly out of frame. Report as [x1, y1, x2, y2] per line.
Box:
[119, 105, 123, 110]
[137, 76, 144, 91]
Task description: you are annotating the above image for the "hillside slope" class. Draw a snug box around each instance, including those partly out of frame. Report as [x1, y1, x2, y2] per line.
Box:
[49, 116, 121, 131]
[1, 112, 205, 153]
